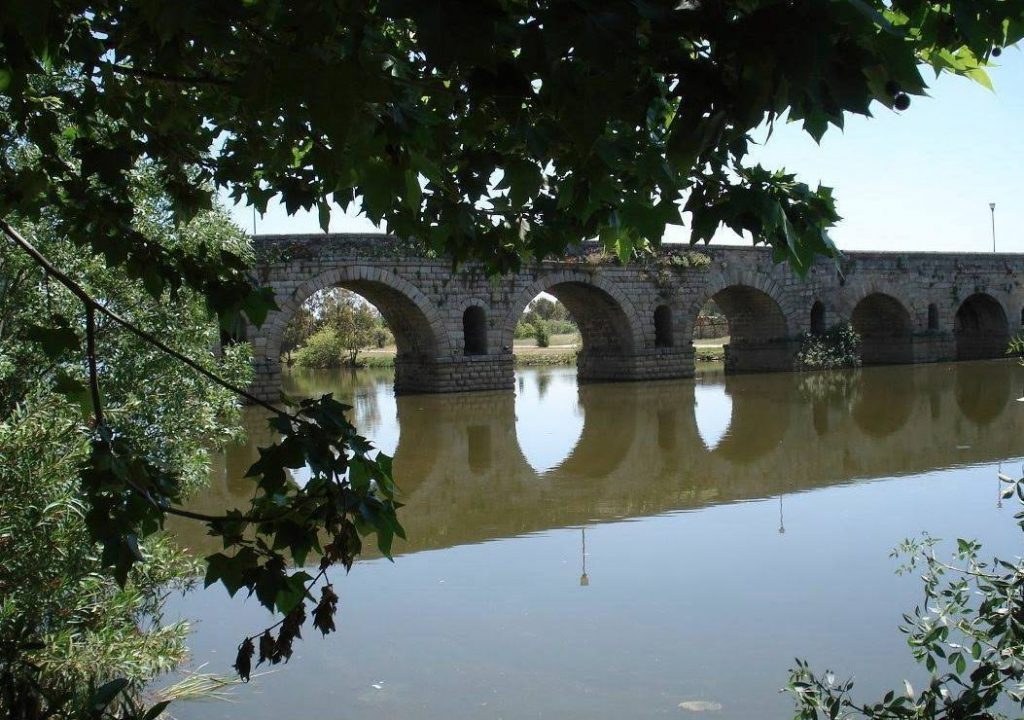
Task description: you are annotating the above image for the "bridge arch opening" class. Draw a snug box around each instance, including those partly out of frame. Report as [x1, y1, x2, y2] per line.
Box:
[463, 305, 488, 356]
[269, 269, 448, 396]
[279, 287, 397, 370]
[698, 285, 791, 373]
[654, 305, 674, 348]
[513, 295, 579, 354]
[851, 293, 913, 365]
[507, 278, 640, 384]
[810, 301, 826, 335]
[954, 293, 1009, 360]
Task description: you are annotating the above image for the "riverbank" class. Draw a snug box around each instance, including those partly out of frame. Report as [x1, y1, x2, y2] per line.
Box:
[292, 336, 729, 369]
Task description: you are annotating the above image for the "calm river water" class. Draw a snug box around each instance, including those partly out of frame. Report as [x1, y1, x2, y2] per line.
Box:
[167, 360, 1024, 719]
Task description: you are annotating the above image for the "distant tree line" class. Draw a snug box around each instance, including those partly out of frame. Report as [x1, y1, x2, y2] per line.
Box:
[283, 289, 393, 368]
[515, 298, 578, 347]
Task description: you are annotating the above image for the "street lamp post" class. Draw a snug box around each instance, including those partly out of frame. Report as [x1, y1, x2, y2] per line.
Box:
[990, 202, 997, 252]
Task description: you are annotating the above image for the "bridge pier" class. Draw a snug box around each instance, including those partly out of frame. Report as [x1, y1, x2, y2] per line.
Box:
[723, 339, 800, 373]
[577, 347, 695, 384]
[911, 334, 956, 364]
[394, 354, 514, 395]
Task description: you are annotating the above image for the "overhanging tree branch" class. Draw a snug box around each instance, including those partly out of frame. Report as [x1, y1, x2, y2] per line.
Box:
[0, 218, 292, 419]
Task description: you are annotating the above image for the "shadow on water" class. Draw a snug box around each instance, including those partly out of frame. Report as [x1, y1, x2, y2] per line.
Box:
[169, 359, 1024, 557]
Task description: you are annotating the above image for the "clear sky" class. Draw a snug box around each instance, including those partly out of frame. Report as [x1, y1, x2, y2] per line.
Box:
[225, 47, 1024, 255]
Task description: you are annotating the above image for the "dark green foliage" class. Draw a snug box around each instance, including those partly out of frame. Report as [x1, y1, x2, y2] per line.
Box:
[796, 323, 862, 370]
[3, 2, 1020, 279]
[514, 321, 536, 340]
[0, 185, 248, 717]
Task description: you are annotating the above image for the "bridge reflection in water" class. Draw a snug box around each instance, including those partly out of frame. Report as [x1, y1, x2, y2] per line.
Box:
[172, 359, 1024, 557]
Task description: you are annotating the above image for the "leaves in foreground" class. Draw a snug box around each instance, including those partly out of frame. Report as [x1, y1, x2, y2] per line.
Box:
[84, 393, 404, 682]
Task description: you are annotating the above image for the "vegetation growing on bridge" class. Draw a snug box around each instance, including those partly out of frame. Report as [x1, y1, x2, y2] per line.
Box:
[796, 323, 863, 370]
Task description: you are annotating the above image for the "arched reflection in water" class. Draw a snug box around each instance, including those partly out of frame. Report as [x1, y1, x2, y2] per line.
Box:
[514, 368, 583, 474]
[851, 365, 916, 439]
[693, 380, 732, 450]
[956, 359, 1012, 426]
[285, 367, 401, 456]
[710, 374, 791, 464]
[170, 360, 1024, 558]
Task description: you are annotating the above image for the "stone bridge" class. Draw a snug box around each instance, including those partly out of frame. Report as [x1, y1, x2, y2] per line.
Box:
[246, 233, 1024, 401]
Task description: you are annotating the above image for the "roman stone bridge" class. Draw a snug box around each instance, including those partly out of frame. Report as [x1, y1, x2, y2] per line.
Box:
[245, 233, 1024, 402]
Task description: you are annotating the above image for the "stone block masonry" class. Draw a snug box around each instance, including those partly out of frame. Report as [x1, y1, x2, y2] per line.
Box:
[244, 234, 1024, 402]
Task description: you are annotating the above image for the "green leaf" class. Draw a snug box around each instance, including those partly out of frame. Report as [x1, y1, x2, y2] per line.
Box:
[0, 67, 11, 93]
[92, 678, 129, 709]
[404, 171, 422, 212]
[142, 700, 172, 720]
[317, 200, 331, 232]
[964, 66, 994, 91]
[615, 235, 633, 264]
[275, 571, 312, 614]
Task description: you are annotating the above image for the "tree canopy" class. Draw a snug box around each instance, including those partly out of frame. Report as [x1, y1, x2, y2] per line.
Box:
[3, 1, 1021, 284]
[2, 0, 1023, 695]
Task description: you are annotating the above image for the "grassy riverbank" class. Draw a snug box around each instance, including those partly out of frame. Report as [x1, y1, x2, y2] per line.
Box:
[303, 335, 729, 369]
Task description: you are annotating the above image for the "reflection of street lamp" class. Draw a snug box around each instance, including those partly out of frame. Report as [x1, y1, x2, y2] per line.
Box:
[778, 495, 786, 534]
[997, 463, 1004, 509]
[990, 203, 997, 252]
[579, 527, 589, 586]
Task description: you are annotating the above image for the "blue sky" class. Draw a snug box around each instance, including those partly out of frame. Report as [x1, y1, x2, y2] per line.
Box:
[226, 48, 1024, 255]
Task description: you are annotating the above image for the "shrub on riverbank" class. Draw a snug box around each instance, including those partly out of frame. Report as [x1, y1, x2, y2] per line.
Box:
[294, 328, 348, 368]
[796, 323, 861, 370]
[534, 319, 551, 348]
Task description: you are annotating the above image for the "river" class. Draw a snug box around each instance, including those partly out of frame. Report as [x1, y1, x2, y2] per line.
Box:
[167, 359, 1024, 719]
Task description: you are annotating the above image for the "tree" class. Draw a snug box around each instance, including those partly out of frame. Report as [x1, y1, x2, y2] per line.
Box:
[281, 305, 316, 366]
[0, 172, 251, 717]
[319, 290, 381, 366]
[534, 318, 551, 348]
[0, 0, 1021, 690]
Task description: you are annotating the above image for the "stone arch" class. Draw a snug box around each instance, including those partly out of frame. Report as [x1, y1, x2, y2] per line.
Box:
[460, 299, 490, 356]
[502, 270, 643, 381]
[687, 276, 794, 372]
[261, 265, 450, 394]
[849, 292, 913, 365]
[954, 292, 1009, 360]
